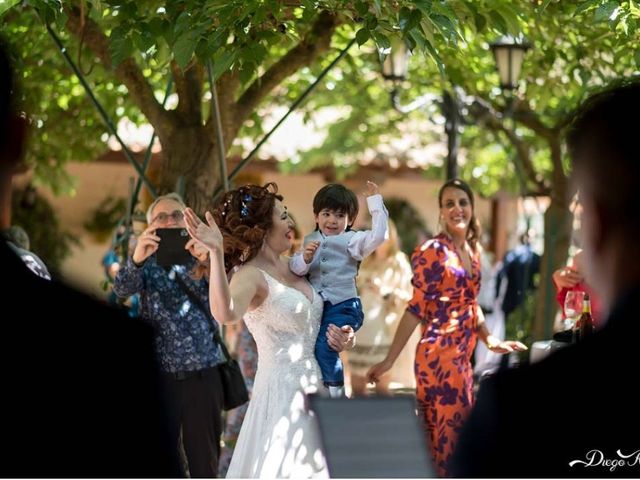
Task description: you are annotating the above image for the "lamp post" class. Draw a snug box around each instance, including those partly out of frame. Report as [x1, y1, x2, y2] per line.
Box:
[489, 35, 531, 91]
[488, 35, 531, 193]
[380, 41, 461, 180]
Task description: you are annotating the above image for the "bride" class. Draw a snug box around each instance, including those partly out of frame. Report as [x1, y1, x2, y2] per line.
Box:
[184, 183, 354, 478]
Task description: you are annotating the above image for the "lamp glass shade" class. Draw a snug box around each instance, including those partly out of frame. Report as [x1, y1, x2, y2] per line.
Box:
[381, 41, 409, 81]
[491, 37, 529, 89]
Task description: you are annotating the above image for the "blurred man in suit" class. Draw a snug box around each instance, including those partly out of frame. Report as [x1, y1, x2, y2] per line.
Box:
[0, 37, 180, 477]
[452, 84, 640, 477]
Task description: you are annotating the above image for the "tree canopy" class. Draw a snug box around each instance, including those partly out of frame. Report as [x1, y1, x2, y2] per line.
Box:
[2, 1, 637, 200]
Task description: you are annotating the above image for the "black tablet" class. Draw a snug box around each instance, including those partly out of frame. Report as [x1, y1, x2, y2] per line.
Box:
[155, 228, 191, 267]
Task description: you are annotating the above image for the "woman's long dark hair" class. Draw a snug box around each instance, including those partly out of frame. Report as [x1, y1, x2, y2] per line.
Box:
[438, 178, 481, 252]
[212, 182, 283, 272]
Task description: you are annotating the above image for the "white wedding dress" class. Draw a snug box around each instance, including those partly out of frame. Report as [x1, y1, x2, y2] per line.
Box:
[226, 269, 329, 479]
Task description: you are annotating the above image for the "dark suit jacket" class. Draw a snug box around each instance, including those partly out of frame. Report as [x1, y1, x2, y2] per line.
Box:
[1, 240, 180, 477]
[496, 244, 540, 317]
[452, 285, 640, 478]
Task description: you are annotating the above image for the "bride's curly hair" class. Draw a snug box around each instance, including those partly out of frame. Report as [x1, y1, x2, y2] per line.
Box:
[212, 182, 283, 272]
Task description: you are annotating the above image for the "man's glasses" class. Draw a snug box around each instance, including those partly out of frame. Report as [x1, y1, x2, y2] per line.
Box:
[151, 210, 184, 225]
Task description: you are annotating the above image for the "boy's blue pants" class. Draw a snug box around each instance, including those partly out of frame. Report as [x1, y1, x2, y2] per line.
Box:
[315, 298, 364, 386]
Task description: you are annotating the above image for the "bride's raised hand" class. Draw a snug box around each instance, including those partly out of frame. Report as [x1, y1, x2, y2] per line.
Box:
[184, 208, 223, 253]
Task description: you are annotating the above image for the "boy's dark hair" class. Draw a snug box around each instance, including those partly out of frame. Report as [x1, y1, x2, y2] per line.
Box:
[312, 184, 359, 227]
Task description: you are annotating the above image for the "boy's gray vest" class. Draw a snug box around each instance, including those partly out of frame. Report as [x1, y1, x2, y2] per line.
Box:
[304, 230, 358, 305]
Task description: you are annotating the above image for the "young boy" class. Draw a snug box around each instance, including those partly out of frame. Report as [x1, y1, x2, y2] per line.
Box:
[290, 181, 388, 397]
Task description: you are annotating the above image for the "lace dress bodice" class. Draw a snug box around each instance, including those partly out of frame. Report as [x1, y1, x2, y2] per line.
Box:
[226, 269, 328, 479]
[243, 270, 323, 388]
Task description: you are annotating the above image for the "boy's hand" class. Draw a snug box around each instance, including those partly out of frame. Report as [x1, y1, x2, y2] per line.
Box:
[365, 181, 380, 197]
[303, 241, 320, 264]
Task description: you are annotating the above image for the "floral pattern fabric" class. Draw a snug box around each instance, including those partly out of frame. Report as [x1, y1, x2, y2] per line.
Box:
[113, 257, 223, 373]
[407, 233, 480, 477]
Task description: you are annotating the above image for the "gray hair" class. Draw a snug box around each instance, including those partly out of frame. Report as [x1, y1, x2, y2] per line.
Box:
[146, 193, 186, 224]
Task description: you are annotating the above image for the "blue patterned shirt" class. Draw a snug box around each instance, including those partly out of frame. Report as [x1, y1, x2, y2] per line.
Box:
[114, 257, 223, 373]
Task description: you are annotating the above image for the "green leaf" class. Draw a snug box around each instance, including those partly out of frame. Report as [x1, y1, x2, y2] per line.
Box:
[146, 17, 165, 37]
[431, 14, 458, 42]
[404, 32, 417, 51]
[355, 1, 369, 17]
[594, 1, 619, 22]
[0, 0, 21, 17]
[574, 0, 600, 16]
[423, 39, 445, 75]
[371, 31, 391, 50]
[539, 0, 553, 12]
[239, 65, 255, 84]
[635, 49, 640, 68]
[211, 49, 237, 81]
[355, 27, 370, 46]
[400, 8, 422, 33]
[495, 4, 522, 34]
[173, 31, 199, 69]
[133, 28, 155, 54]
[247, 43, 267, 64]
[474, 13, 487, 32]
[409, 28, 426, 51]
[109, 35, 133, 66]
[488, 10, 508, 33]
[205, 29, 229, 54]
[413, 0, 432, 17]
[195, 37, 216, 60]
[174, 11, 193, 37]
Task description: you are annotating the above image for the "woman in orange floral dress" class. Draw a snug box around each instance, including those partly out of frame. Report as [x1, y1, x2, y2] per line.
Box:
[367, 179, 526, 476]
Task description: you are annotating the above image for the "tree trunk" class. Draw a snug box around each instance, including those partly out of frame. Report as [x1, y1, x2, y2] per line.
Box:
[156, 126, 221, 213]
[532, 188, 572, 341]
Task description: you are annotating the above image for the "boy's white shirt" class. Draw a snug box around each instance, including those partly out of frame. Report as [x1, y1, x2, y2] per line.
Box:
[289, 194, 388, 275]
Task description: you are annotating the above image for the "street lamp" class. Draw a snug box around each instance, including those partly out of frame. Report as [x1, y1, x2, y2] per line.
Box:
[490, 35, 531, 91]
[379, 41, 460, 180]
[380, 39, 409, 83]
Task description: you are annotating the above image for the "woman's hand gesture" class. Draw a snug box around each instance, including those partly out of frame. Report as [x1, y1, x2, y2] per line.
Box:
[366, 359, 393, 384]
[488, 339, 528, 354]
[184, 208, 223, 253]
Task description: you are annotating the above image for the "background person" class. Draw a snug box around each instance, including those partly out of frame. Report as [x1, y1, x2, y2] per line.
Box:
[114, 193, 225, 477]
[348, 219, 415, 395]
[367, 179, 526, 476]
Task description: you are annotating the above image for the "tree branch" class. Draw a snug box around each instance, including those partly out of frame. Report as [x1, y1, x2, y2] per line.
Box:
[510, 98, 556, 142]
[511, 99, 569, 195]
[470, 98, 550, 194]
[235, 10, 338, 124]
[171, 61, 204, 125]
[64, 5, 172, 136]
